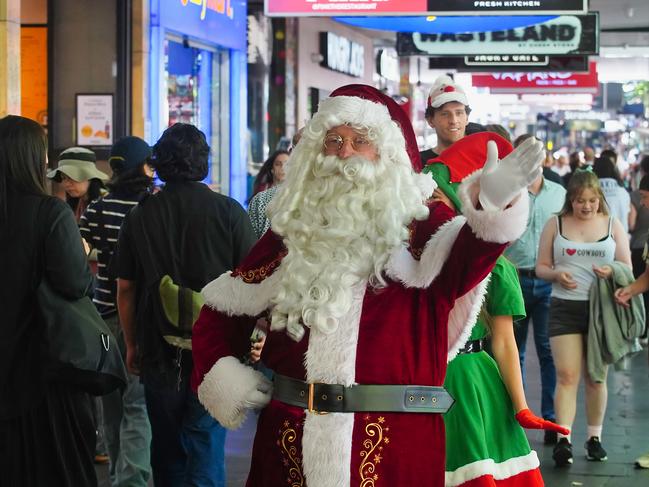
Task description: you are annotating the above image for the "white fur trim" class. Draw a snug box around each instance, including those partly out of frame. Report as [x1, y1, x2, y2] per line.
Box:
[386, 216, 466, 288]
[445, 450, 540, 487]
[197, 356, 270, 430]
[201, 270, 281, 316]
[317, 96, 392, 130]
[302, 283, 366, 487]
[415, 172, 437, 200]
[447, 275, 491, 362]
[459, 171, 529, 244]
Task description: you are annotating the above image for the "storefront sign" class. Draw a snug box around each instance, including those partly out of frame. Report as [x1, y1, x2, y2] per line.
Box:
[265, 0, 586, 16]
[76, 94, 113, 146]
[397, 13, 598, 56]
[181, 0, 233, 20]
[153, 0, 246, 51]
[319, 32, 364, 78]
[428, 55, 588, 72]
[471, 61, 598, 93]
[376, 48, 400, 82]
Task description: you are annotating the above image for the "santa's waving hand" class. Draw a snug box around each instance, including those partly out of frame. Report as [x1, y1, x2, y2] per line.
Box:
[479, 136, 545, 211]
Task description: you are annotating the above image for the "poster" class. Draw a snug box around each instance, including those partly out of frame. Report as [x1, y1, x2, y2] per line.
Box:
[76, 94, 113, 146]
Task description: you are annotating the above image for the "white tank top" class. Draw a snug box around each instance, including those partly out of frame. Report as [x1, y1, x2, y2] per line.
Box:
[552, 216, 616, 300]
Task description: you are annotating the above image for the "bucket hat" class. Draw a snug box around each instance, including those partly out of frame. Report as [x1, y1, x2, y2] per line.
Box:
[47, 147, 109, 181]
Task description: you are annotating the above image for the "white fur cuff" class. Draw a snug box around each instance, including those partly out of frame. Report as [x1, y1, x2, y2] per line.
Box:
[197, 356, 270, 429]
[458, 171, 529, 244]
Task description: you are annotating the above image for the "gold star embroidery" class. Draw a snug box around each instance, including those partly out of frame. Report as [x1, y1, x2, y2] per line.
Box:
[374, 454, 383, 464]
[364, 414, 371, 421]
[384, 437, 390, 444]
[373, 474, 379, 481]
[378, 416, 385, 424]
[283, 420, 290, 428]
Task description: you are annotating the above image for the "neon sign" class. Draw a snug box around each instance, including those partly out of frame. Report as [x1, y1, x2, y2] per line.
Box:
[181, 0, 233, 20]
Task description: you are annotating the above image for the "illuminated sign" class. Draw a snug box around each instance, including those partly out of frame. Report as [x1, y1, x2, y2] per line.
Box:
[428, 55, 589, 72]
[398, 13, 598, 56]
[471, 61, 599, 93]
[153, 0, 246, 51]
[264, 0, 586, 17]
[319, 32, 365, 78]
[376, 48, 400, 82]
[181, 0, 233, 20]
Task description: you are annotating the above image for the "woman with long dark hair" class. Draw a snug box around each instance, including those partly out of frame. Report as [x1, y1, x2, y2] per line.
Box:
[0, 115, 97, 485]
[79, 136, 155, 485]
[252, 149, 289, 196]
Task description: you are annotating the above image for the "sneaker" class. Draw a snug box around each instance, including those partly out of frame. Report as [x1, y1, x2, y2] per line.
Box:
[553, 438, 573, 466]
[635, 451, 649, 468]
[544, 429, 558, 445]
[585, 436, 608, 461]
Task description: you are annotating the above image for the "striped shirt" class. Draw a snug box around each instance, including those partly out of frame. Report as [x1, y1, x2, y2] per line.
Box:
[79, 192, 143, 316]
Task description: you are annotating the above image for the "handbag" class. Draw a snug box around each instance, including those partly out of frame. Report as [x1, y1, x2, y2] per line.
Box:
[37, 278, 128, 396]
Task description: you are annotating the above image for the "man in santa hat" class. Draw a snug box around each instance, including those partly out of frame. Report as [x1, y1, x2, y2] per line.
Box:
[191, 84, 544, 486]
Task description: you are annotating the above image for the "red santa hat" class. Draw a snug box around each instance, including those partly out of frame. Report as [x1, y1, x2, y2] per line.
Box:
[427, 75, 469, 109]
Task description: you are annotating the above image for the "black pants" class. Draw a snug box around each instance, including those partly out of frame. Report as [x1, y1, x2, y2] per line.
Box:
[0, 382, 97, 487]
[631, 248, 649, 339]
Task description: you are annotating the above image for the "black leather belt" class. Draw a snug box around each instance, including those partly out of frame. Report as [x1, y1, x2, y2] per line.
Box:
[518, 268, 536, 279]
[272, 374, 454, 414]
[457, 338, 485, 354]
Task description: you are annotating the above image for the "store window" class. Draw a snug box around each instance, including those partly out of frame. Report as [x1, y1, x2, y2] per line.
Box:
[163, 37, 229, 190]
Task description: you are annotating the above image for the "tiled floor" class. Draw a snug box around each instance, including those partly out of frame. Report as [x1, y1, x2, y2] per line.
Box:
[98, 340, 649, 486]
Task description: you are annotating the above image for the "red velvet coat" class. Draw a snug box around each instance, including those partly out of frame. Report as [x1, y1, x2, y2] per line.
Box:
[192, 171, 529, 487]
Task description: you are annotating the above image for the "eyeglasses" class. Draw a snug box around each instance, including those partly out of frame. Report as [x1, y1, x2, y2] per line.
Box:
[323, 133, 373, 153]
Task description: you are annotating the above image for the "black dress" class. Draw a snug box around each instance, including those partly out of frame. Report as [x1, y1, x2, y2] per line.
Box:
[0, 191, 97, 486]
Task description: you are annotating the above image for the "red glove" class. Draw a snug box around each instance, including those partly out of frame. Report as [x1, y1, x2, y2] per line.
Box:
[515, 408, 570, 435]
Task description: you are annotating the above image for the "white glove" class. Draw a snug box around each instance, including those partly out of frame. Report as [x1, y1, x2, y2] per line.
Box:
[243, 374, 273, 409]
[478, 136, 544, 211]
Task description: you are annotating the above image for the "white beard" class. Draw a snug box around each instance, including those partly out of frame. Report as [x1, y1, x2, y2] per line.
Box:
[266, 151, 430, 341]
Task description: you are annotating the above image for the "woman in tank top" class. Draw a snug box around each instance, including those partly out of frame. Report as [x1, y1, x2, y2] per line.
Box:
[536, 170, 632, 467]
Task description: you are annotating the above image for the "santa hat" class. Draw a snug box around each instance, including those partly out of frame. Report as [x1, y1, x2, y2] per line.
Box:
[427, 75, 469, 109]
[422, 132, 513, 211]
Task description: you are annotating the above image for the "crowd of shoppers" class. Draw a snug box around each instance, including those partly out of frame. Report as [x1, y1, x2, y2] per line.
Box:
[1, 75, 648, 486]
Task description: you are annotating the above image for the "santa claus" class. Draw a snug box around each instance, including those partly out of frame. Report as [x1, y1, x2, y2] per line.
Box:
[191, 85, 544, 486]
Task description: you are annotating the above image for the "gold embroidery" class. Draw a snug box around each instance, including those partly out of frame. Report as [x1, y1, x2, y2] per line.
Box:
[359, 415, 389, 486]
[279, 422, 304, 487]
[236, 251, 286, 283]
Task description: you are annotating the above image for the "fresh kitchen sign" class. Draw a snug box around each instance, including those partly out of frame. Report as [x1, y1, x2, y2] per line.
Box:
[397, 13, 598, 56]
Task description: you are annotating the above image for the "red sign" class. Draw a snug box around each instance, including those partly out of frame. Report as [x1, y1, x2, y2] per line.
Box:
[266, 0, 425, 16]
[471, 62, 598, 94]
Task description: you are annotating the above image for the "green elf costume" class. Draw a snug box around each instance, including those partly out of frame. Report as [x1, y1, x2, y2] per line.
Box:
[423, 133, 568, 487]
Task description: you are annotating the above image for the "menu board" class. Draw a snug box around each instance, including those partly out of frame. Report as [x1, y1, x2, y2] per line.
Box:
[21, 26, 48, 126]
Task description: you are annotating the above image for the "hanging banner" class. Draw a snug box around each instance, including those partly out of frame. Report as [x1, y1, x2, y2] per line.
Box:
[471, 61, 599, 93]
[265, 0, 587, 17]
[397, 13, 598, 56]
[428, 55, 589, 72]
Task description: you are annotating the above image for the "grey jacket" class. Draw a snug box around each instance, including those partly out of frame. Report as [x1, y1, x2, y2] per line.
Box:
[587, 262, 645, 382]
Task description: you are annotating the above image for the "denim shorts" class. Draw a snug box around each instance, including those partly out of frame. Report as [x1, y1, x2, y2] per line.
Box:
[548, 297, 590, 337]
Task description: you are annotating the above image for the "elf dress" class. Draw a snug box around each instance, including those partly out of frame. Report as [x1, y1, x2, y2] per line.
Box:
[444, 257, 544, 487]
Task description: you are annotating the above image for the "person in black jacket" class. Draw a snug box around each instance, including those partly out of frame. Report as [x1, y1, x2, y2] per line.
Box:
[116, 123, 256, 486]
[0, 115, 97, 485]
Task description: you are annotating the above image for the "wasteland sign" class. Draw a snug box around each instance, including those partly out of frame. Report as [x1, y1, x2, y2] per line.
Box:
[397, 13, 598, 56]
